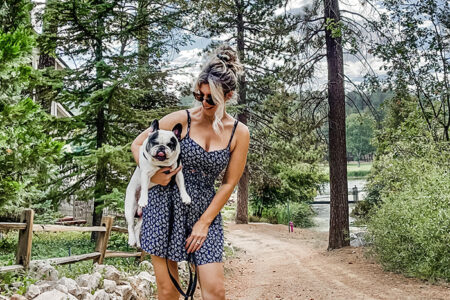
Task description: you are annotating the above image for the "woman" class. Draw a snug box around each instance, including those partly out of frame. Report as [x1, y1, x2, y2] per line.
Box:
[131, 44, 250, 300]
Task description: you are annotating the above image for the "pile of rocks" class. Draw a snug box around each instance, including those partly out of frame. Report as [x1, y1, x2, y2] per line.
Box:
[350, 231, 370, 247]
[7, 261, 156, 300]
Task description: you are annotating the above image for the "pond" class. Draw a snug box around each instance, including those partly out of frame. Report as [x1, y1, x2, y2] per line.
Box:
[311, 179, 367, 233]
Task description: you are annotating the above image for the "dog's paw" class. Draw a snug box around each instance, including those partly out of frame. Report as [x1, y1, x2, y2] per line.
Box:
[128, 234, 137, 247]
[181, 194, 191, 205]
[138, 198, 148, 208]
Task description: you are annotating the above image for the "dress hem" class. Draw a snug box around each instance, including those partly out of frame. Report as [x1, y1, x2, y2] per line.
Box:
[140, 247, 223, 265]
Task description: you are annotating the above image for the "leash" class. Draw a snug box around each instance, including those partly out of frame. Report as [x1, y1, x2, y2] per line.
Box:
[166, 181, 198, 299]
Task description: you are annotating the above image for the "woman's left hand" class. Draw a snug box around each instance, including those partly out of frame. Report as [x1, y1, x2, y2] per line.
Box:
[185, 219, 210, 253]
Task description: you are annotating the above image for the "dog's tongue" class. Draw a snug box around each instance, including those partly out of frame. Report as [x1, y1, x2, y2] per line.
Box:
[157, 151, 165, 157]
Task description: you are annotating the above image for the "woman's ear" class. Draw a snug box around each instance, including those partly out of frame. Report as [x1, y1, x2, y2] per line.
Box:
[225, 91, 233, 101]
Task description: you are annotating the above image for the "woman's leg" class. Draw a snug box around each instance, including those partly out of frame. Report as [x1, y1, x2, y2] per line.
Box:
[151, 254, 180, 300]
[197, 262, 225, 300]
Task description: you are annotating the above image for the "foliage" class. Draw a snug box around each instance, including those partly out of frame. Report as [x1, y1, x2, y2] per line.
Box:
[0, 0, 35, 106]
[35, 0, 197, 221]
[366, 153, 450, 282]
[248, 90, 327, 218]
[354, 94, 431, 217]
[365, 0, 450, 141]
[250, 202, 317, 228]
[0, 0, 64, 212]
[346, 113, 376, 162]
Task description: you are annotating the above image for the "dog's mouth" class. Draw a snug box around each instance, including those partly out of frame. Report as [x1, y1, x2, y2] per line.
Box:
[153, 151, 167, 161]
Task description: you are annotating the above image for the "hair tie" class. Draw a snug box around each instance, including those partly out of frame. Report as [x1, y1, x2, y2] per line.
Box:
[217, 53, 230, 62]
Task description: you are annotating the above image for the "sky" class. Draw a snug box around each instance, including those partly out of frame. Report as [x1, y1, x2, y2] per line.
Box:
[164, 0, 386, 96]
[31, 0, 385, 97]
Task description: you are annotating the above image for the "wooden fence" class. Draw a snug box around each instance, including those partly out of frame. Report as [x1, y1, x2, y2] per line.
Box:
[0, 209, 145, 273]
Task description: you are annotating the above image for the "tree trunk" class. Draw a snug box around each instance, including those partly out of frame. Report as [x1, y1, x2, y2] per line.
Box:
[235, 1, 248, 224]
[91, 9, 106, 242]
[324, 0, 349, 249]
[137, 0, 150, 67]
[36, 0, 57, 114]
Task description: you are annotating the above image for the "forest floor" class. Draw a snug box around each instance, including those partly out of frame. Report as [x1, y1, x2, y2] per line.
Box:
[222, 222, 449, 300]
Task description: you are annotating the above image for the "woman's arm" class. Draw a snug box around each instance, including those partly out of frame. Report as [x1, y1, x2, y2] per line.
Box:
[185, 123, 250, 253]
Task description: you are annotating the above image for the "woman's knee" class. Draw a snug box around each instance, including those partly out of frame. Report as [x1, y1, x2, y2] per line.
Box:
[157, 284, 179, 300]
[202, 284, 225, 299]
[198, 262, 225, 300]
[150, 255, 180, 300]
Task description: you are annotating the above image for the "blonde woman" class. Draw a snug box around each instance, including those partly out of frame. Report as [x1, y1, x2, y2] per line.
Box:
[131, 44, 249, 300]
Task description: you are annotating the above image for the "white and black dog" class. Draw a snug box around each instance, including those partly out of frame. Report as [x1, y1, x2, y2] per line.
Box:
[125, 119, 191, 248]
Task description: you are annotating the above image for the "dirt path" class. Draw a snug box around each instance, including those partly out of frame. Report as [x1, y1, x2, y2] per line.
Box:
[223, 222, 449, 300]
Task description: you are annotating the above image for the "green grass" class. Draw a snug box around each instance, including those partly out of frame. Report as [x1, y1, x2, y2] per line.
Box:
[320, 161, 372, 179]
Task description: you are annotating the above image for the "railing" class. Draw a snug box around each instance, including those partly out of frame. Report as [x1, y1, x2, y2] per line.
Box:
[0, 209, 145, 273]
[313, 186, 366, 204]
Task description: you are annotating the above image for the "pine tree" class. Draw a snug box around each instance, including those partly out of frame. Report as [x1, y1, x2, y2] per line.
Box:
[0, 0, 63, 215]
[192, 0, 307, 224]
[37, 0, 196, 238]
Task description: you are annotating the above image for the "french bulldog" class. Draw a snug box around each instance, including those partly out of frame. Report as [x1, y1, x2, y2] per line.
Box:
[125, 119, 191, 247]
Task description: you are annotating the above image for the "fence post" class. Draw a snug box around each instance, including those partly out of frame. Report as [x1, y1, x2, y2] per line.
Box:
[352, 186, 359, 202]
[16, 209, 34, 269]
[94, 216, 114, 264]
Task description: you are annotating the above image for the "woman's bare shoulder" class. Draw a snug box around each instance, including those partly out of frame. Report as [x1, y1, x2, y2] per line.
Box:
[230, 120, 249, 152]
[235, 119, 249, 137]
[159, 109, 189, 130]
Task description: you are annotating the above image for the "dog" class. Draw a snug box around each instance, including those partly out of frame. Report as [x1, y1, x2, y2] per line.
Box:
[125, 119, 191, 248]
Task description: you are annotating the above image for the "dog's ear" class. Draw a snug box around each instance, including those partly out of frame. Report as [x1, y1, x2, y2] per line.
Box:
[149, 119, 159, 133]
[172, 123, 182, 140]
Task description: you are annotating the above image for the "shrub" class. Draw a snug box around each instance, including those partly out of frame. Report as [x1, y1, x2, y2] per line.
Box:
[250, 202, 317, 228]
[366, 160, 450, 282]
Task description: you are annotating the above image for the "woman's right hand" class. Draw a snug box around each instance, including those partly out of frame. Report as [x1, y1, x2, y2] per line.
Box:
[149, 165, 182, 187]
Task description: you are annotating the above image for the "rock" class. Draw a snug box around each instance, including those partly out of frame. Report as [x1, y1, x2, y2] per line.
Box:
[350, 231, 369, 247]
[36, 282, 53, 293]
[134, 281, 152, 299]
[10, 295, 27, 300]
[79, 290, 95, 300]
[25, 284, 40, 299]
[54, 283, 68, 294]
[58, 277, 82, 296]
[11, 282, 23, 289]
[76, 273, 100, 292]
[115, 283, 133, 300]
[128, 272, 154, 299]
[103, 279, 116, 293]
[34, 289, 72, 300]
[108, 294, 119, 300]
[29, 261, 59, 281]
[94, 264, 121, 283]
[139, 260, 153, 272]
[137, 271, 156, 284]
[93, 289, 110, 300]
[104, 266, 121, 283]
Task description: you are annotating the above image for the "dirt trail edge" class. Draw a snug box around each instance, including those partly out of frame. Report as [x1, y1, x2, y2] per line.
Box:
[223, 222, 449, 300]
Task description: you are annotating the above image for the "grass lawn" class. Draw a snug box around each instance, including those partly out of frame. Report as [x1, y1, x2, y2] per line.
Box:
[320, 161, 372, 179]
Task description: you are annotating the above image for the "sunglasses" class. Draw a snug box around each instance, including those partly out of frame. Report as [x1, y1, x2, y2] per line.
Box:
[193, 91, 216, 106]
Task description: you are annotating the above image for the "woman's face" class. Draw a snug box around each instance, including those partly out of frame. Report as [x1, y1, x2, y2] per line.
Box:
[199, 83, 233, 116]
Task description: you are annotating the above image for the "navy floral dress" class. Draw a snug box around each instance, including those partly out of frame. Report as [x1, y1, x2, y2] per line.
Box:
[140, 109, 239, 265]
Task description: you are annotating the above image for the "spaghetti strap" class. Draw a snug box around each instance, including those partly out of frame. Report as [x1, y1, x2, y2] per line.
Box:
[186, 109, 191, 137]
[227, 120, 239, 149]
